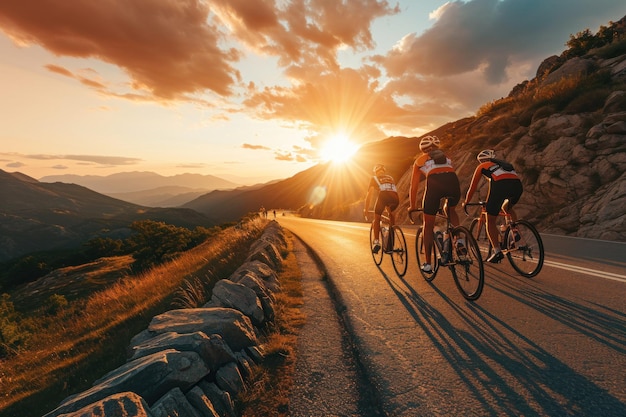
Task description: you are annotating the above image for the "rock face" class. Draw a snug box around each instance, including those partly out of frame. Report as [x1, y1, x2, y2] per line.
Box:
[42, 220, 288, 417]
[389, 48, 626, 242]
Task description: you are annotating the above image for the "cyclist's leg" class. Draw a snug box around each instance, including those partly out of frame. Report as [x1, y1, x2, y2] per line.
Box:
[422, 213, 436, 265]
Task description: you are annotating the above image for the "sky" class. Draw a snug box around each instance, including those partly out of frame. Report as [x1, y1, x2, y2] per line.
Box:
[0, 0, 624, 185]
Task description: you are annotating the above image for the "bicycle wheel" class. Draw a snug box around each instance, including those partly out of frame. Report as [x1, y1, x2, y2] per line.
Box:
[469, 217, 491, 261]
[505, 220, 544, 277]
[390, 226, 408, 277]
[449, 226, 484, 301]
[415, 228, 439, 282]
[370, 224, 383, 265]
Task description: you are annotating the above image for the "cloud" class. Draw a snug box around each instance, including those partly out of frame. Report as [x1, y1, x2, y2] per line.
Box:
[0, 0, 241, 99]
[0, 153, 141, 166]
[380, 0, 624, 82]
[6, 161, 25, 168]
[242, 143, 271, 151]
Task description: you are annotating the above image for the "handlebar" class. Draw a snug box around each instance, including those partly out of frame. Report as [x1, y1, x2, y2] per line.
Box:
[463, 201, 486, 217]
[407, 208, 423, 225]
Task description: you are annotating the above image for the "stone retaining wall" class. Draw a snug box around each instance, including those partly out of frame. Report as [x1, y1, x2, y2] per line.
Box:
[43, 220, 287, 417]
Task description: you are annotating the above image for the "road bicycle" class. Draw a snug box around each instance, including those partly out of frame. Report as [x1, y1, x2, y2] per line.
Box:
[367, 208, 408, 277]
[465, 201, 544, 278]
[409, 199, 485, 301]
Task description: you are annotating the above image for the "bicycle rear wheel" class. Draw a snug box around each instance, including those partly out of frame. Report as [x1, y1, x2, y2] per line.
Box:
[415, 228, 439, 281]
[369, 224, 383, 265]
[469, 217, 491, 261]
[449, 226, 484, 301]
[505, 220, 544, 277]
[390, 226, 408, 277]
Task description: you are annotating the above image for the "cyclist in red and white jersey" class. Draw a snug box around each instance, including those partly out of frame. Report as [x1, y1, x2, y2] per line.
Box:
[364, 164, 399, 253]
[408, 135, 461, 273]
[463, 149, 523, 263]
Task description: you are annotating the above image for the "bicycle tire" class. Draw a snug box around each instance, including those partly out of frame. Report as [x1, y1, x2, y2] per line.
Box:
[415, 227, 439, 282]
[469, 217, 491, 262]
[369, 224, 383, 265]
[449, 226, 484, 301]
[391, 225, 408, 277]
[505, 220, 544, 277]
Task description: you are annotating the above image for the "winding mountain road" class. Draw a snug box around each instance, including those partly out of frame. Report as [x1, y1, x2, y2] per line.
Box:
[278, 215, 626, 417]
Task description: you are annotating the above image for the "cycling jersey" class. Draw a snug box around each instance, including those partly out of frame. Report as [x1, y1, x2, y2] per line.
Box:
[370, 174, 398, 192]
[466, 159, 523, 216]
[415, 151, 455, 177]
[478, 160, 519, 181]
[368, 174, 399, 215]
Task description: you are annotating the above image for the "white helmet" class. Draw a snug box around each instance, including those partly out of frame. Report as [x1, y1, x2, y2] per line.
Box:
[373, 164, 385, 173]
[477, 149, 496, 162]
[419, 135, 440, 151]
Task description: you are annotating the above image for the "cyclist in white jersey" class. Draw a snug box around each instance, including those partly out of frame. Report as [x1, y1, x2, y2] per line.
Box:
[364, 164, 399, 253]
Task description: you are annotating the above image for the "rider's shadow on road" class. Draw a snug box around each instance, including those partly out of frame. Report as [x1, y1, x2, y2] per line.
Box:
[377, 267, 626, 416]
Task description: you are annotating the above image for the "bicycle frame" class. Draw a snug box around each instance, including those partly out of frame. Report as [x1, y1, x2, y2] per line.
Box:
[466, 201, 544, 277]
[409, 201, 485, 301]
[367, 208, 408, 277]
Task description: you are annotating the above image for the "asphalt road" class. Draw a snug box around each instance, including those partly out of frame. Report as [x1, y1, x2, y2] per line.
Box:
[278, 215, 626, 417]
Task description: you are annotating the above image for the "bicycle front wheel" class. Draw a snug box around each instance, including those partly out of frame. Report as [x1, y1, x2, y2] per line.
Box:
[505, 220, 544, 277]
[450, 226, 484, 301]
[469, 217, 491, 261]
[390, 226, 408, 277]
[369, 224, 383, 265]
[415, 228, 439, 282]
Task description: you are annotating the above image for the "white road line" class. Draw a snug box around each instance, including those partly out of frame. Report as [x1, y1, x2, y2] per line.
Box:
[544, 260, 626, 283]
[301, 221, 626, 282]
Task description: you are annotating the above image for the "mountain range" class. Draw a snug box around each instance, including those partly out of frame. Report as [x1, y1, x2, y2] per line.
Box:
[0, 170, 216, 261]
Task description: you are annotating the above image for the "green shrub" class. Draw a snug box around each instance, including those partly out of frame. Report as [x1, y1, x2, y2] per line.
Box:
[45, 294, 69, 315]
[0, 294, 30, 357]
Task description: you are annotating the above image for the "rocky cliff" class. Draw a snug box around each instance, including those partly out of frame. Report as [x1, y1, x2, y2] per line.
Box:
[386, 29, 626, 242]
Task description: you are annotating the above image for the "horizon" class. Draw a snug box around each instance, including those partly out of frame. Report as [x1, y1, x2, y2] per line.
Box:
[1, 1, 624, 181]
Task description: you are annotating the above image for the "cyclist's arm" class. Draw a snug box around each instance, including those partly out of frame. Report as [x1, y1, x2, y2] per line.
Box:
[408, 162, 422, 209]
[464, 164, 485, 203]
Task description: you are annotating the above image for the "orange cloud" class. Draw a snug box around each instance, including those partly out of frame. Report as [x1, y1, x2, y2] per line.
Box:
[0, 0, 240, 99]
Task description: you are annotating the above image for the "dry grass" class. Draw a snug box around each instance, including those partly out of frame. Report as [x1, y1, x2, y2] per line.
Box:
[237, 231, 306, 417]
[0, 218, 266, 416]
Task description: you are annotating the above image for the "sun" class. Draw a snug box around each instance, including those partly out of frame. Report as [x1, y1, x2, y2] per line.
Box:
[320, 134, 360, 164]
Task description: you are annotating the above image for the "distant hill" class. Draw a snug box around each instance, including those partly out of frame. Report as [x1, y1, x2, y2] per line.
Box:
[39, 171, 241, 206]
[184, 17, 626, 242]
[182, 136, 418, 221]
[0, 170, 217, 261]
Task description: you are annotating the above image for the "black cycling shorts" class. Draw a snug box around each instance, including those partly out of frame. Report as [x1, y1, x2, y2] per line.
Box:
[374, 191, 399, 215]
[423, 172, 460, 216]
[486, 178, 523, 216]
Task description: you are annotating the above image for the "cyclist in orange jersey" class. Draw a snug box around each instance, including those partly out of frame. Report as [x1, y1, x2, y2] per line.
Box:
[408, 135, 461, 273]
[463, 149, 523, 263]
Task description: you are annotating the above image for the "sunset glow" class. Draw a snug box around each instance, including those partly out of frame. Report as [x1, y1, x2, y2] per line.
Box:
[0, 1, 621, 183]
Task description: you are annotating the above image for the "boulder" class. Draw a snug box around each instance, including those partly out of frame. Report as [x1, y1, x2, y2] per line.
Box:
[45, 350, 209, 417]
[55, 392, 153, 417]
[151, 387, 201, 417]
[205, 279, 265, 326]
[147, 308, 258, 352]
[128, 331, 236, 370]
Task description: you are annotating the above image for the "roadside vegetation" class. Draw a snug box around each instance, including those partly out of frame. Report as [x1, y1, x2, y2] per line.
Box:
[0, 214, 272, 416]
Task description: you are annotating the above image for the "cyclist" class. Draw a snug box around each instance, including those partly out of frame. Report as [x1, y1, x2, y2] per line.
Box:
[463, 149, 523, 263]
[408, 135, 461, 273]
[364, 164, 399, 253]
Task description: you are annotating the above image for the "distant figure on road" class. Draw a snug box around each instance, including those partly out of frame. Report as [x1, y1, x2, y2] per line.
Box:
[408, 135, 461, 273]
[463, 149, 523, 263]
[273, 210, 276, 219]
[364, 164, 399, 254]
